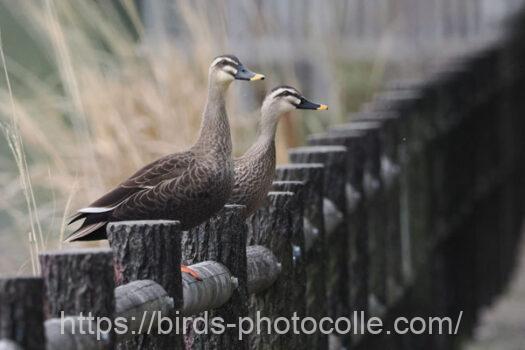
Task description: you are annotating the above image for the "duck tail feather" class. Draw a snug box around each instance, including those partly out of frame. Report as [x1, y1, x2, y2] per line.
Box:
[64, 221, 107, 242]
[68, 212, 87, 225]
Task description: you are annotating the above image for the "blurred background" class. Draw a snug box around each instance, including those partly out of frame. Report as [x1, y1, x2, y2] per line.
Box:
[0, 0, 523, 275]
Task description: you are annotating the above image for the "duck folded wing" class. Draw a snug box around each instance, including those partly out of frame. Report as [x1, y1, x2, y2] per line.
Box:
[119, 152, 195, 190]
[66, 152, 194, 241]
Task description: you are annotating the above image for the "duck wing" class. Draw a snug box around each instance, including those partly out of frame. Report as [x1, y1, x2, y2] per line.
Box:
[66, 152, 194, 242]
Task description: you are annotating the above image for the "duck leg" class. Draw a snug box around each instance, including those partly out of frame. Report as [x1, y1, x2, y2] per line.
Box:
[181, 265, 202, 281]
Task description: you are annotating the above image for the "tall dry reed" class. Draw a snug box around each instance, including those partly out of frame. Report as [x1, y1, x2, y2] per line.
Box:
[0, 0, 381, 274]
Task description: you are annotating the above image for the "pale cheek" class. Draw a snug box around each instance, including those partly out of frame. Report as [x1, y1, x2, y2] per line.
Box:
[280, 101, 296, 113]
[217, 71, 234, 83]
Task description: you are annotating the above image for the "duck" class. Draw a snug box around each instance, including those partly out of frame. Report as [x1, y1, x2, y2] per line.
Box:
[66, 55, 265, 242]
[229, 85, 327, 217]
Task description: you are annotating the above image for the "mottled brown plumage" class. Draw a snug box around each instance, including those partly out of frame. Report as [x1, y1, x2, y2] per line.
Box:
[67, 55, 264, 242]
[229, 86, 327, 217]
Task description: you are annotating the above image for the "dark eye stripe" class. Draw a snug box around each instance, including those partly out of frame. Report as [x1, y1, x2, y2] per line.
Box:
[275, 90, 301, 99]
[218, 61, 238, 69]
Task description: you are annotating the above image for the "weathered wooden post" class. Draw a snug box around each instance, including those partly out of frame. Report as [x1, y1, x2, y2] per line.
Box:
[467, 48, 510, 308]
[274, 164, 328, 350]
[422, 67, 479, 329]
[306, 131, 369, 340]
[247, 191, 304, 349]
[108, 220, 183, 350]
[356, 108, 406, 305]
[0, 277, 45, 350]
[328, 122, 387, 317]
[271, 181, 307, 347]
[181, 205, 248, 350]
[430, 66, 476, 240]
[40, 248, 114, 319]
[497, 40, 525, 294]
[270, 182, 306, 281]
[495, 42, 520, 293]
[385, 92, 431, 279]
[40, 248, 115, 349]
[368, 88, 423, 287]
[287, 146, 347, 348]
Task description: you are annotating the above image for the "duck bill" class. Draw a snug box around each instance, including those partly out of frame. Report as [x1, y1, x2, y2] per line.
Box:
[297, 98, 328, 110]
[235, 64, 265, 81]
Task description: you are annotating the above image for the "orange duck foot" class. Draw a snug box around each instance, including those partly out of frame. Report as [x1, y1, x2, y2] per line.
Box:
[181, 265, 202, 281]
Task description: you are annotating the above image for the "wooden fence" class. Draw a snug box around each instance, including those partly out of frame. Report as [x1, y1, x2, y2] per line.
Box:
[2, 6, 525, 350]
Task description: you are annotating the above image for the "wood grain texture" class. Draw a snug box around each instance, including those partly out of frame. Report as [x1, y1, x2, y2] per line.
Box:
[40, 248, 115, 349]
[288, 146, 348, 324]
[329, 124, 388, 317]
[271, 181, 307, 349]
[246, 192, 305, 350]
[0, 277, 45, 350]
[307, 132, 370, 338]
[358, 107, 406, 305]
[275, 164, 328, 350]
[182, 205, 248, 350]
[45, 317, 108, 350]
[108, 220, 183, 350]
[40, 248, 115, 320]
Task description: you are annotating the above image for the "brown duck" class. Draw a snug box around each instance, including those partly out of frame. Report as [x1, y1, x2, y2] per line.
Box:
[229, 86, 327, 217]
[66, 55, 265, 242]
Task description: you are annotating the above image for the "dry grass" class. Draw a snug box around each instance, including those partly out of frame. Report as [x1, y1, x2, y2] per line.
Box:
[0, 0, 382, 274]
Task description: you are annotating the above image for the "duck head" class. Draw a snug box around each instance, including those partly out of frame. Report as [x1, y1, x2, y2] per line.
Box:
[209, 55, 265, 86]
[262, 85, 328, 116]
[258, 85, 327, 136]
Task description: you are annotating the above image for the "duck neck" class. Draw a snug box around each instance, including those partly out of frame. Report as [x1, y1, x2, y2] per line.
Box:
[193, 80, 232, 158]
[246, 109, 281, 157]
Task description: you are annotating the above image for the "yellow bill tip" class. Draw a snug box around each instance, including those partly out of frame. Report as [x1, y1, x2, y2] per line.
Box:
[317, 104, 328, 110]
[250, 73, 265, 81]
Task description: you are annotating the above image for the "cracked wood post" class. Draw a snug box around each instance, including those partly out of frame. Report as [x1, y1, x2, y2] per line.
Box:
[430, 65, 477, 243]
[328, 122, 387, 317]
[39, 248, 115, 349]
[374, 80, 446, 349]
[497, 43, 524, 293]
[181, 204, 248, 350]
[354, 109, 405, 305]
[0, 277, 45, 350]
[246, 191, 304, 350]
[306, 131, 369, 340]
[288, 146, 347, 347]
[108, 220, 183, 350]
[402, 88, 440, 275]
[472, 49, 506, 306]
[370, 88, 425, 287]
[391, 77, 469, 343]
[271, 181, 306, 348]
[274, 164, 328, 350]
[373, 85, 444, 337]
[440, 54, 501, 309]
[493, 43, 520, 295]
